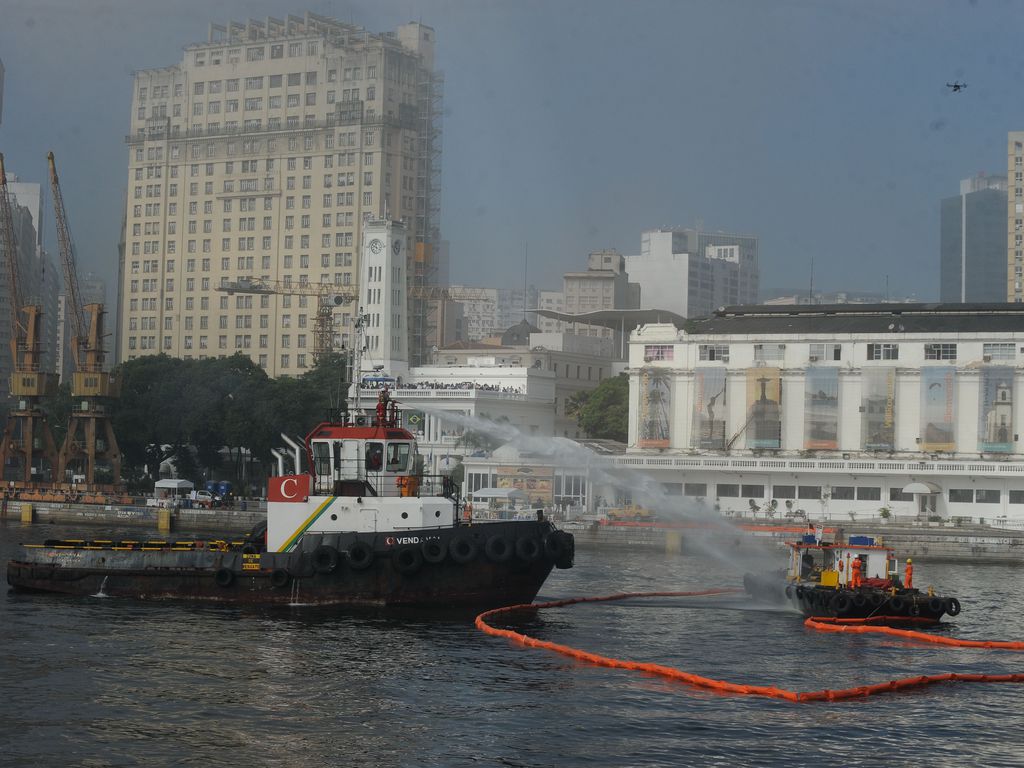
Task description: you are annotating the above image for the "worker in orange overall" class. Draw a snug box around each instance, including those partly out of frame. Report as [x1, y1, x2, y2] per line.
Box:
[904, 558, 913, 589]
[850, 555, 862, 589]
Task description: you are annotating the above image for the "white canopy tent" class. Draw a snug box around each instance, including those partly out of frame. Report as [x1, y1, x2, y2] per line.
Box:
[154, 478, 194, 495]
[470, 487, 527, 503]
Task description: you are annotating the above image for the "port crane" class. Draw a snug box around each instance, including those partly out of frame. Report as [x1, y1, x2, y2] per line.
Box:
[0, 153, 60, 484]
[48, 152, 122, 488]
[218, 277, 357, 362]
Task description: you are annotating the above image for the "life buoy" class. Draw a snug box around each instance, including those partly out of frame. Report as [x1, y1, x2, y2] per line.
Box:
[784, 584, 794, 600]
[869, 593, 885, 608]
[421, 539, 447, 564]
[485, 535, 513, 563]
[312, 545, 340, 574]
[347, 540, 374, 571]
[946, 597, 961, 616]
[928, 597, 944, 614]
[851, 593, 867, 609]
[214, 568, 234, 587]
[831, 593, 852, 614]
[795, 585, 806, 600]
[270, 568, 291, 588]
[449, 535, 478, 564]
[393, 546, 423, 576]
[889, 596, 906, 612]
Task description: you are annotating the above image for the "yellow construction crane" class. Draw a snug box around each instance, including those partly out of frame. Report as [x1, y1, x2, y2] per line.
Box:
[48, 152, 121, 488]
[218, 277, 357, 361]
[0, 153, 60, 485]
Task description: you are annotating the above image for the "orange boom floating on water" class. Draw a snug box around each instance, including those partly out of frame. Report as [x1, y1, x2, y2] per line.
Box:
[476, 591, 1024, 702]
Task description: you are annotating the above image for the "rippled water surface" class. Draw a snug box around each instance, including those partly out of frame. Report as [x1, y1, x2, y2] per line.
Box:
[3, 520, 1024, 767]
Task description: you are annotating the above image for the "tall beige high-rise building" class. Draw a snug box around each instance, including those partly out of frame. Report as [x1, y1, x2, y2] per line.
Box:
[119, 13, 442, 374]
[1009, 132, 1024, 301]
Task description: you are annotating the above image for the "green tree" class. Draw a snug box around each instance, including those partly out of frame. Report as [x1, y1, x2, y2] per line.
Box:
[566, 373, 629, 442]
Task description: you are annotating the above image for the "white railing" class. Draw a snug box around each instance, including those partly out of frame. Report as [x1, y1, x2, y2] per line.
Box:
[614, 454, 1024, 479]
[392, 388, 527, 401]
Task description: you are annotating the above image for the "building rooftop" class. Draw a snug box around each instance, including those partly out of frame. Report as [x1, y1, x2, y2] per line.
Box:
[687, 303, 1024, 335]
[534, 307, 689, 330]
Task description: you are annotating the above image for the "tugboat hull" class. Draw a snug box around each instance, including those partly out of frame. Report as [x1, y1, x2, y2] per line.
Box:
[744, 573, 959, 624]
[7, 520, 574, 608]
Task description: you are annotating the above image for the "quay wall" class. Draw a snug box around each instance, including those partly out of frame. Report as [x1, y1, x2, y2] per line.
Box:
[0, 501, 263, 535]
[573, 519, 1024, 564]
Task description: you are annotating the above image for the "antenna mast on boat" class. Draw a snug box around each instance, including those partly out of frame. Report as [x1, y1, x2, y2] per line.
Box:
[353, 308, 368, 414]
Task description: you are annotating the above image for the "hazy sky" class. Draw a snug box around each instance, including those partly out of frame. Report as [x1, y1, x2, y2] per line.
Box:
[0, 0, 1019, 303]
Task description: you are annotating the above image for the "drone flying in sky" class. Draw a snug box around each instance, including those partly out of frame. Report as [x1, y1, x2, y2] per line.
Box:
[946, 81, 967, 92]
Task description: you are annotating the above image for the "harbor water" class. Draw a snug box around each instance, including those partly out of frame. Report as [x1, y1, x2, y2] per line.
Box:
[3, 520, 1024, 767]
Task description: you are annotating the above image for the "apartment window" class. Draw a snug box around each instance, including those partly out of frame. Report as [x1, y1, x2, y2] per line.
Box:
[643, 345, 673, 362]
[741, 484, 765, 498]
[797, 486, 821, 500]
[716, 484, 740, 498]
[773, 485, 796, 499]
[866, 343, 899, 360]
[924, 343, 956, 361]
[698, 344, 729, 362]
[830, 486, 855, 501]
[753, 344, 785, 362]
[1009, 491, 1024, 504]
[976, 489, 1000, 504]
[983, 343, 1015, 361]
[856, 487, 881, 501]
[809, 343, 841, 362]
[683, 483, 708, 497]
[949, 488, 973, 503]
[889, 488, 912, 502]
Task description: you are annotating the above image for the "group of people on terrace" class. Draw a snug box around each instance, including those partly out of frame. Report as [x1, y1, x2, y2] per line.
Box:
[360, 380, 524, 393]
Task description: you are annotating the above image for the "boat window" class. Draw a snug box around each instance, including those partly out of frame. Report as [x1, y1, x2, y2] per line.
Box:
[386, 442, 411, 471]
[800, 549, 824, 578]
[365, 441, 383, 471]
[312, 441, 331, 475]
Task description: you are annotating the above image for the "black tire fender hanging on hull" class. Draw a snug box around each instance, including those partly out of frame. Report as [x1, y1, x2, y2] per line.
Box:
[449, 535, 479, 564]
[312, 545, 341, 574]
[347, 541, 375, 571]
[393, 546, 424, 576]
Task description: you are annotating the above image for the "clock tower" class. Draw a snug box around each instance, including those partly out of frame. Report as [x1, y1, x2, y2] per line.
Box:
[359, 218, 410, 381]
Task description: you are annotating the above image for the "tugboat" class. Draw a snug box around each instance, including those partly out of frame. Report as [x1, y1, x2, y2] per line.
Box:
[744, 530, 960, 623]
[6, 388, 574, 607]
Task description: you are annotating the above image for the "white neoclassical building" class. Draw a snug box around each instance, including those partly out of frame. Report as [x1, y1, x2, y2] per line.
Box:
[620, 303, 1024, 524]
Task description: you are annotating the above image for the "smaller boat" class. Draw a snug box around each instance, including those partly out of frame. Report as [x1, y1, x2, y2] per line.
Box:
[744, 531, 960, 623]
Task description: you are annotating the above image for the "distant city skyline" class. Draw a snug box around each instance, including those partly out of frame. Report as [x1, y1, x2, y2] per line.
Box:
[1, 0, 1022, 307]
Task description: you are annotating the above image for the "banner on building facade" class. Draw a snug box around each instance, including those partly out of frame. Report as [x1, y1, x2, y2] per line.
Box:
[921, 366, 956, 452]
[861, 367, 896, 451]
[979, 366, 1014, 453]
[496, 466, 554, 506]
[638, 367, 672, 448]
[745, 367, 782, 449]
[804, 366, 839, 450]
[691, 367, 727, 450]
